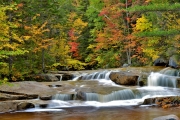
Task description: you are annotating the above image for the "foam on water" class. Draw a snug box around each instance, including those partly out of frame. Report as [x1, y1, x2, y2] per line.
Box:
[23, 68, 180, 112]
[84, 89, 135, 102]
[24, 108, 64, 112]
[73, 70, 113, 80]
[47, 99, 144, 108]
[148, 72, 178, 88]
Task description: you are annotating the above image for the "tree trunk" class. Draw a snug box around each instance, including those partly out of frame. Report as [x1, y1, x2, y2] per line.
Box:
[125, 0, 131, 65]
[8, 0, 13, 80]
[42, 48, 45, 73]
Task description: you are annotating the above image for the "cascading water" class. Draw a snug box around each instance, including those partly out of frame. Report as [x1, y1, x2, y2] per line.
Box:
[74, 70, 112, 80]
[52, 94, 73, 101]
[25, 67, 180, 112]
[84, 89, 135, 102]
[147, 67, 180, 88]
[147, 72, 178, 88]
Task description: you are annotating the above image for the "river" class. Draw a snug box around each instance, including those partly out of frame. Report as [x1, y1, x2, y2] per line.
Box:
[1, 67, 180, 120]
[1, 106, 180, 120]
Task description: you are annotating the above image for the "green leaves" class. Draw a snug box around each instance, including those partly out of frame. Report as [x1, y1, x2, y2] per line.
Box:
[128, 3, 180, 12]
[135, 30, 180, 37]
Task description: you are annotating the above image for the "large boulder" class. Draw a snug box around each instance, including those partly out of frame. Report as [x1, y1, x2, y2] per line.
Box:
[34, 74, 59, 82]
[153, 55, 179, 68]
[153, 114, 179, 120]
[153, 57, 168, 66]
[17, 102, 35, 110]
[169, 55, 179, 68]
[109, 72, 139, 85]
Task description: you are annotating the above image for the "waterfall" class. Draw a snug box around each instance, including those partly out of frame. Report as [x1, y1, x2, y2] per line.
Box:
[26, 67, 180, 113]
[53, 94, 73, 101]
[148, 72, 178, 88]
[52, 89, 136, 102]
[159, 67, 179, 76]
[75, 70, 112, 80]
[137, 86, 180, 98]
[84, 89, 135, 102]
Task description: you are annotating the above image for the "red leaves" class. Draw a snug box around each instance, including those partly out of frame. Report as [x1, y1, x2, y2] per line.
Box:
[68, 42, 78, 52]
[68, 42, 79, 57]
[99, 10, 108, 17]
[68, 28, 77, 41]
[68, 28, 79, 58]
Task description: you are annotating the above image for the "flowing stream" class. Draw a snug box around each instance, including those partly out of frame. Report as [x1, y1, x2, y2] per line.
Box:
[1, 67, 180, 120]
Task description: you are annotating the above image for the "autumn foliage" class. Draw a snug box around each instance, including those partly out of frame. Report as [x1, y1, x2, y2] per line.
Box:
[0, 0, 180, 81]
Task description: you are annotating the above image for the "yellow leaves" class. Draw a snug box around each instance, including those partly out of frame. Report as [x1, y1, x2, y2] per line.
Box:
[39, 21, 48, 30]
[24, 25, 31, 30]
[32, 14, 41, 20]
[68, 12, 87, 41]
[0, 43, 19, 51]
[68, 12, 77, 22]
[142, 47, 159, 61]
[50, 33, 71, 60]
[136, 15, 152, 32]
[71, 17, 87, 37]
[0, 7, 9, 40]
[22, 36, 31, 40]
[145, 0, 151, 3]
[141, 37, 160, 61]
[73, 18, 88, 29]
[87, 44, 96, 49]
[0, 6, 7, 21]
[24, 21, 52, 53]
[110, 6, 118, 11]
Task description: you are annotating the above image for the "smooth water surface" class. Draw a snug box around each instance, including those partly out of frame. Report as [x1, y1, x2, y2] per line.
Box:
[1, 106, 180, 120]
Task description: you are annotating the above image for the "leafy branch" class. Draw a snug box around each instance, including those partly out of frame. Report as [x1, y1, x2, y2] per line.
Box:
[135, 29, 180, 37]
[128, 3, 180, 12]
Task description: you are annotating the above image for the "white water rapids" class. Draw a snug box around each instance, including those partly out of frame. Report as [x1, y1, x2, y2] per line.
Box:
[24, 67, 180, 112]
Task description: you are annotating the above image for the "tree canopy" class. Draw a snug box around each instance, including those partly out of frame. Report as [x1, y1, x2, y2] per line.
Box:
[0, 0, 180, 81]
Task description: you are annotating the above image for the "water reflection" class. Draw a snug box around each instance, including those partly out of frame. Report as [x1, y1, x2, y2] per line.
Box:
[1, 107, 180, 120]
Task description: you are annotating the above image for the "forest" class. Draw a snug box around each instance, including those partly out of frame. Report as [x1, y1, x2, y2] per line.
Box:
[0, 0, 180, 82]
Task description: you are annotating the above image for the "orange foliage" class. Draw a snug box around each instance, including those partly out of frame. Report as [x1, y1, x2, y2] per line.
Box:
[17, 3, 23, 8]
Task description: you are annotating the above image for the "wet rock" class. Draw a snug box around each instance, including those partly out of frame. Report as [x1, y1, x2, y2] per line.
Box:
[138, 81, 144, 87]
[17, 102, 35, 110]
[54, 74, 63, 81]
[153, 57, 168, 66]
[39, 104, 48, 108]
[0, 99, 51, 112]
[62, 73, 73, 80]
[109, 72, 139, 85]
[143, 96, 180, 108]
[153, 114, 179, 120]
[143, 98, 156, 105]
[169, 56, 179, 69]
[34, 74, 59, 82]
[0, 101, 18, 112]
[76, 90, 86, 100]
[122, 63, 129, 67]
[155, 96, 180, 108]
[40, 95, 52, 100]
[0, 81, 56, 100]
[0, 93, 27, 101]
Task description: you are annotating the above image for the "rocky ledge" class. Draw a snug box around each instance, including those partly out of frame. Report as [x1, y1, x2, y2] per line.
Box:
[0, 81, 56, 112]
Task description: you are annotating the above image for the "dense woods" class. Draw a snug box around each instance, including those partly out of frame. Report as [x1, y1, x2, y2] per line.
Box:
[0, 0, 180, 82]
